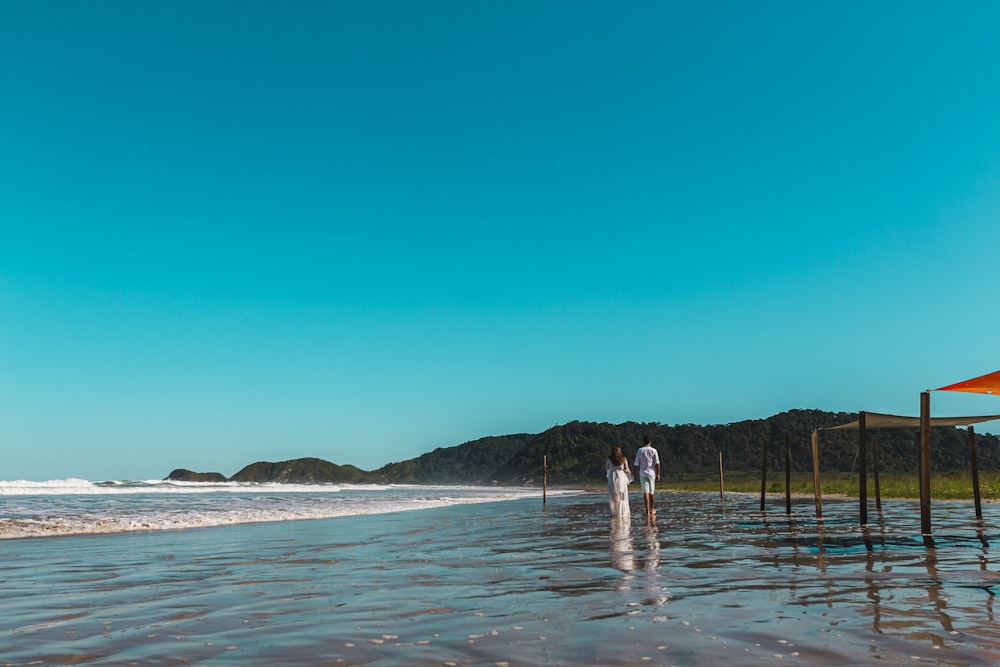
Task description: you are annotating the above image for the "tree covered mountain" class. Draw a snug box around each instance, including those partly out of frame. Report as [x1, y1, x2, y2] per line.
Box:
[167, 409, 1000, 485]
[229, 457, 370, 484]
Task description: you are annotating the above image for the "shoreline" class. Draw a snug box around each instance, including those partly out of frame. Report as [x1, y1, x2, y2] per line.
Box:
[4, 494, 999, 665]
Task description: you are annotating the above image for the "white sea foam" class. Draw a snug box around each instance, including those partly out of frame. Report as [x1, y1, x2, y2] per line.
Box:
[0, 480, 581, 539]
[0, 478, 350, 495]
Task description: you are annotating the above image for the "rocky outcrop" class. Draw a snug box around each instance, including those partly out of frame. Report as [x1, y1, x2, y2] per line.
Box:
[165, 469, 228, 483]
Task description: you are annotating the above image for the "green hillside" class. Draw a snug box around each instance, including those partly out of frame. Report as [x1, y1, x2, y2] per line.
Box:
[372, 409, 1000, 485]
[166, 409, 1000, 486]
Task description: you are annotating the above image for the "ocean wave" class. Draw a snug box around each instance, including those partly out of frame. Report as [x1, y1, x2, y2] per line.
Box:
[0, 479, 560, 496]
[0, 484, 582, 539]
[0, 479, 384, 496]
[1, 502, 419, 538]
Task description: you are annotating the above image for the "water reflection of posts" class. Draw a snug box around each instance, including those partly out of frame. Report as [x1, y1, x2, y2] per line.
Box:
[864, 548, 883, 635]
[969, 426, 983, 520]
[923, 547, 956, 640]
[787, 525, 803, 603]
[977, 521, 994, 622]
[861, 512, 887, 554]
[863, 514, 891, 634]
[814, 523, 834, 609]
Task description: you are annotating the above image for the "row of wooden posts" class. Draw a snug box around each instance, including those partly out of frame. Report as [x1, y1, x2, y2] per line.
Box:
[542, 397, 986, 537]
[740, 396, 986, 535]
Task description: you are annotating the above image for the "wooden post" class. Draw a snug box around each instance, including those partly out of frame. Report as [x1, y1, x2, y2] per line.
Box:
[969, 426, 983, 520]
[872, 436, 882, 512]
[784, 432, 792, 515]
[919, 391, 932, 536]
[760, 438, 768, 513]
[859, 411, 868, 527]
[811, 430, 822, 520]
[718, 451, 725, 510]
[543, 455, 547, 506]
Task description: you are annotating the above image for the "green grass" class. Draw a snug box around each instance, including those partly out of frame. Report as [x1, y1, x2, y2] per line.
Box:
[654, 470, 1000, 501]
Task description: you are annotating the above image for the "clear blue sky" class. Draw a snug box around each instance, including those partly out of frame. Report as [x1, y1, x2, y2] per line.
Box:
[3, 2, 999, 481]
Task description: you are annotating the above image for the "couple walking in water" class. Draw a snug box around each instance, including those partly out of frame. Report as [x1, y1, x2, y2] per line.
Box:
[605, 437, 661, 519]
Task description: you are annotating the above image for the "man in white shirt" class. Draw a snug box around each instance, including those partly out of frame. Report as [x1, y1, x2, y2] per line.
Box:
[634, 437, 661, 517]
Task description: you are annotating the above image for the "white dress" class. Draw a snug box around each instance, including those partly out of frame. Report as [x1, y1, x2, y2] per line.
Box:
[606, 460, 631, 517]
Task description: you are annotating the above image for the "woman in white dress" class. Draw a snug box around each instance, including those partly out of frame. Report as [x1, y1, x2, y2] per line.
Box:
[605, 446, 631, 518]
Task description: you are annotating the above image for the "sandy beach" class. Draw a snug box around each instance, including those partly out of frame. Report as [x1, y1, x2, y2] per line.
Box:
[2, 492, 999, 665]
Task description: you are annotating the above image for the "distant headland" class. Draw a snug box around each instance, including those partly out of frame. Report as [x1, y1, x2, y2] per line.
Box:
[168, 457, 369, 484]
[166, 409, 1000, 486]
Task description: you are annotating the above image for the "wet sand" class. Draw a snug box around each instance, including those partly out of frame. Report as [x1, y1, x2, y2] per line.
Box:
[2, 492, 999, 665]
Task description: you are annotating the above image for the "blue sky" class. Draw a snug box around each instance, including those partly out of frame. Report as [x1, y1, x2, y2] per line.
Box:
[2, 2, 1000, 481]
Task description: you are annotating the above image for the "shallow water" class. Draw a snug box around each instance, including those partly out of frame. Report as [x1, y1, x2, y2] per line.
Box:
[2, 492, 999, 665]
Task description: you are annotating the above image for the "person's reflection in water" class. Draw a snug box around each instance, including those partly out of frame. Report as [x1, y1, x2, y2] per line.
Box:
[640, 519, 661, 571]
[609, 515, 635, 588]
[640, 517, 671, 612]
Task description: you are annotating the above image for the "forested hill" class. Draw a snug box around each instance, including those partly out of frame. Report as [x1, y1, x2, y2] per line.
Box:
[167, 409, 1000, 485]
[371, 409, 1000, 485]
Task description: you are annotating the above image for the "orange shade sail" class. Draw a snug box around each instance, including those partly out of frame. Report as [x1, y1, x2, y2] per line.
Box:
[935, 369, 1000, 396]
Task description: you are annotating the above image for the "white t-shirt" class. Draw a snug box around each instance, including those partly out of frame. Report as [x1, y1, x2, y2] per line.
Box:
[634, 445, 660, 476]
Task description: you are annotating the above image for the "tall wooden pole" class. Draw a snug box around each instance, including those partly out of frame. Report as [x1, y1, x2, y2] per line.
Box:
[784, 432, 792, 515]
[543, 455, 547, 507]
[718, 452, 726, 509]
[969, 426, 982, 520]
[872, 436, 882, 512]
[859, 411, 868, 527]
[811, 430, 822, 520]
[919, 391, 932, 536]
[760, 438, 768, 513]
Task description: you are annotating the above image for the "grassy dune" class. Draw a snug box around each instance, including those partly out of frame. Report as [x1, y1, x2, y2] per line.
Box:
[660, 470, 1000, 501]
